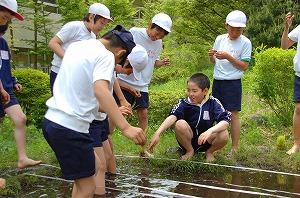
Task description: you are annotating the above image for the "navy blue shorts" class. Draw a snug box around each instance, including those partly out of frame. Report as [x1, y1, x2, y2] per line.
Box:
[294, 75, 300, 102]
[212, 79, 242, 111]
[114, 89, 149, 109]
[177, 137, 212, 153]
[89, 118, 109, 147]
[0, 89, 19, 117]
[50, 70, 57, 95]
[42, 118, 95, 180]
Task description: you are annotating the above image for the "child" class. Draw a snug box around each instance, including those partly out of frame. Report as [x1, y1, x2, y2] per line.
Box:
[0, 0, 41, 169]
[281, 12, 300, 155]
[208, 10, 252, 156]
[148, 73, 231, 162]
[89, 44, 148, 195]
[48, 3, 112, 93]
[42, 25, 146, 197]
[117, 13, 172, 153]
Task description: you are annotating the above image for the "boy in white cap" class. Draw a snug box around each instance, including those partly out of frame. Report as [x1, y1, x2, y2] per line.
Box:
[208, 10, 252, 157]
[117, 13, 172, 154]
[42, 25, 146, 197]
[90, 44, 148, 195]
[48, 2, 113, 93]
[281, 12, 300, 155]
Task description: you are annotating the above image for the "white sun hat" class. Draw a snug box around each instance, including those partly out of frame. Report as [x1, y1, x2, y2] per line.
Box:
[0, 0, 24, 21]
[152, 13, 172, 32]
[127, 44, 148, 80]
[89, 3, 113, 21]
[226, 10, 247, 27]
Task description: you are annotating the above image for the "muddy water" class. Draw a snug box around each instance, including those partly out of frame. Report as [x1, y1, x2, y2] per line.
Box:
[0, 157, 300, 197]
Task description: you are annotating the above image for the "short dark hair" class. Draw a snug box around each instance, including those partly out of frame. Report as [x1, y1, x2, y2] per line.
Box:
[188, 73, 210, 90]
[150, 23, 169, 35]
[83, 13, 103, 24]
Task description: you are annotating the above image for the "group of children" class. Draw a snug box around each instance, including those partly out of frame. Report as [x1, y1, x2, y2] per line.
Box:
[1, 0, 300, 196]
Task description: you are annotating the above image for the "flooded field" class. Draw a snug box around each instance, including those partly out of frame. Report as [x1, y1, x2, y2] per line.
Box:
[1, 155, 300, 197]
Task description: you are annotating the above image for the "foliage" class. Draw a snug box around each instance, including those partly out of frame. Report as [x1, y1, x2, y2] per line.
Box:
[252, 48, 295, 126]
[56, 0, 87, 23]
[246, 0, 300, 48]
[13, 68, 51, 127]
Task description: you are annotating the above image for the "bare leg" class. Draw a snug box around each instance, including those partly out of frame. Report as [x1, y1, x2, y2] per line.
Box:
[174, 120, 194, 160]
[102, 140, 116, 174]
[71, 174, 96, 198]
[0, 178, 5, 189]
[137, 108, 148, 154]
[205, 130, 229, 162]
[287, 102, 300, 155]
[230, 111, 240, 154]
[93, 147, 106, 195]
[5, 105, 41, 168]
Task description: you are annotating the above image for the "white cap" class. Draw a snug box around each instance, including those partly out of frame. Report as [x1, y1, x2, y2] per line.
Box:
[89, 3, 113, 21]
[226, 10, 247, 27]
[0, 0, 24, 21]
[152, 13, 172, 32]
[128, 45, 148, 80]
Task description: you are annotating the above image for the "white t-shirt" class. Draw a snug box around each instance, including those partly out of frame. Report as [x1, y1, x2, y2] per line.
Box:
[288, 25, 300, 77]
[94, 72, 117, 121]
[213, 34, 252, 80]
[117, 27, 162, 92]
[50, 21, 96, 73]
[45, 39, 115, 133]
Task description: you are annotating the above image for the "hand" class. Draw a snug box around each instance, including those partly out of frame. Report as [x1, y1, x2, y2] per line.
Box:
[208, 49, 217, 57]
[122, 126, 146, 145]
[119, 105, 133, 117]
[0, 89, 10, 104]
[148, 132, 160, 153]
[14, 83, 22, 92]
[215, 51, 229, 60]
[284, 12, 294, 29]
[162, 58, 170, 66]
[120, 99, 131, 109]
[198, 130, 212, 145]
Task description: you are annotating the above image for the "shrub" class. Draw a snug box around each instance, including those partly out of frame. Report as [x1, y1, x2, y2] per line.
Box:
[13, 68, 51, 127]
[252, 48, 295, 126]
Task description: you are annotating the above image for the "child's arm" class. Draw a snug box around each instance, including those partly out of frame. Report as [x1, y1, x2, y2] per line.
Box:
[118, 79, 141, 97]
[94, 80, 146, 145]
[48, 36, 65, 58]
[198, 120, 229, 145]
[0, 80, 9, 104]
[208, 49, 217, 63]
[113, 79, 131, 109]
[281, 12, 295, 49]
[215, 51, 249, 71]
[148, 115, 177, 152]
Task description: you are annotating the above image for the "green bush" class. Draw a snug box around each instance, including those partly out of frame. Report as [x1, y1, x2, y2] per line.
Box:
[13, 68, 51, 127]
[252, 48, 295, 126]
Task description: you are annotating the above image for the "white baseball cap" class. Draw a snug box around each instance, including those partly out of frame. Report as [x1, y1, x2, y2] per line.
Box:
[128, 45, 148, 80]
[0, 0, 24, 21]
[89, 3, 113, 21]
[226, 10, 247, 27]
[152, 13, 172, 33]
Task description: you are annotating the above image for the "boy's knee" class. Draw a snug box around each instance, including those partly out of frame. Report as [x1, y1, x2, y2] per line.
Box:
[175, 120, 188, 132]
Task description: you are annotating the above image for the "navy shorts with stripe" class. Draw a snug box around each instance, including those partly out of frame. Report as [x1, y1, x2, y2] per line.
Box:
[294, 75, 300, 102]
[89, 118, 109, 147]
[0, 88, 19, 118]
[114, 88, 149, 109]
[212, 79, 242, 111]
[42, 118, 95, 180]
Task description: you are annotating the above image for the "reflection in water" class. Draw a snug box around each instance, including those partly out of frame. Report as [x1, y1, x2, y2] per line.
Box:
[1, 158, 300, 197]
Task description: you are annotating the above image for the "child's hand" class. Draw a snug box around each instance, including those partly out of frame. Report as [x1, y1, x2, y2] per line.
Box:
[208, 49, 217, 57]
[119, 106, 133, 117]
[148, 132, 160, 153]
[122, 126, 146, 145]
[284, 12, 294, 29]
[0, 89, 10, 104]
[14, 83, 22, 92]
[198, 130, 212, 145]
[215, 51, 229, 60]
[162, 58, 170, 66]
